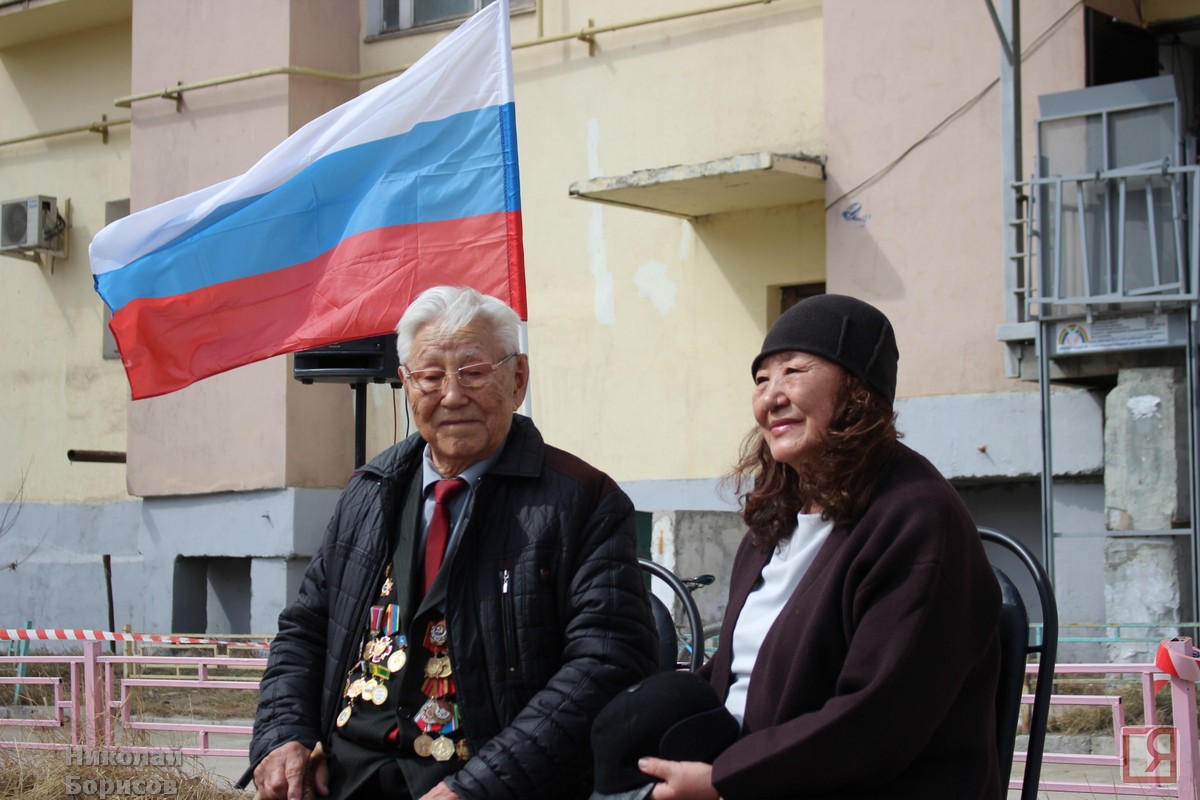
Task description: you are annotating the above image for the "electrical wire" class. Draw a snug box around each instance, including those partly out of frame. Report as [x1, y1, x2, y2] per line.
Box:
[826, 1, 1083, 212]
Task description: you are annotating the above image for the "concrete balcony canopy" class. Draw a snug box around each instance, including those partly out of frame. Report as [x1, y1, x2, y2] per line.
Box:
[1084, 0, 1200, 27]
[0, 0, 131, 49]
[568, 151, 825, 219]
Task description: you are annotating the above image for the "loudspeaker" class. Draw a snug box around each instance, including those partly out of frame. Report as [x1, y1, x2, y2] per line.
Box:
[293, 334, 402, 385]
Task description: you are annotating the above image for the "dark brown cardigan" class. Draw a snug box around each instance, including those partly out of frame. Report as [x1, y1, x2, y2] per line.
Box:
[704, 444, 1002, 799]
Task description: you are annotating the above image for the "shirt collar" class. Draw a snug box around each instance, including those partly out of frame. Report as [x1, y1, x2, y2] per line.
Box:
[421, 445, 502, 495]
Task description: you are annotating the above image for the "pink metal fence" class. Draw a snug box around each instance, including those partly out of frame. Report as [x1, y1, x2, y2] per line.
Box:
[1014, 663, 1200, 798]
[4, 635, 1200, 796]
[0, 640, 264, 758]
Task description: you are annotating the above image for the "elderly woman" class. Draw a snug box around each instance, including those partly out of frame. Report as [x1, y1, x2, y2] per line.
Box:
[640, 295, 1002, 800]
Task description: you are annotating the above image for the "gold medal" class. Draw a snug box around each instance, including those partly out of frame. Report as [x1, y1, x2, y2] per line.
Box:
[431, 736, 455, 762]
[371, 684, 388, 705]
[414, 734, 434, 758]
[437, 657, 453, 678]
[425, 656, 445, 679]
[347, 678, 365, 698]
[419, 698, 441, 725]
[387, 649, 407, 672]
[361, 678, 377, 701]
[336, 706, 352, 727]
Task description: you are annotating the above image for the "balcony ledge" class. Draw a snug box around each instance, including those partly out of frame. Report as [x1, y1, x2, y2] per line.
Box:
[568, 151, 825, 219]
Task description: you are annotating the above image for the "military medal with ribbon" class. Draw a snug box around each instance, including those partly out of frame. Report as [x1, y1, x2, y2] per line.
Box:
[413, 618, 467, 760]
[336, 569, 407, 726]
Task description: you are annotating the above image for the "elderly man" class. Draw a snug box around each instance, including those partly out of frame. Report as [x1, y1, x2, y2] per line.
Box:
[251, 286, 659, 800]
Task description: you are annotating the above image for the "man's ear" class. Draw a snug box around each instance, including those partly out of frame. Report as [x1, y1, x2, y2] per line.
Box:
[511, 354, 530, 409]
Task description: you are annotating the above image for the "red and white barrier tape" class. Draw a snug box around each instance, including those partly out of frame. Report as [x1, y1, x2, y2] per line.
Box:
[1157, 638, 1200, 681]
[1154, 637, 1200, 694]
[0, 629, 269, 648]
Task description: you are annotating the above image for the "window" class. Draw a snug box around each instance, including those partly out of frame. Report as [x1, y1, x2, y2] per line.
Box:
[779, 283, 826, 315]
[371, 0, 533, 35]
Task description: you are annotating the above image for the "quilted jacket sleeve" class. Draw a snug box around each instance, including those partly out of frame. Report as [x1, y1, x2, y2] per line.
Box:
[249, 514, 336, 768]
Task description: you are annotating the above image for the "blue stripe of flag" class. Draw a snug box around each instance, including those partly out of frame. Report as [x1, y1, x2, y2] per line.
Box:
[98, 103, 519, 313]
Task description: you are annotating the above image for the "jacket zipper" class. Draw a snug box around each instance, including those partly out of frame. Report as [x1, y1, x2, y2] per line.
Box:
[500, 562, 520, 678]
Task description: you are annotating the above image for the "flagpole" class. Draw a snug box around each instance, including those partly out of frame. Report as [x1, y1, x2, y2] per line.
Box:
[518, 321, 532, 419]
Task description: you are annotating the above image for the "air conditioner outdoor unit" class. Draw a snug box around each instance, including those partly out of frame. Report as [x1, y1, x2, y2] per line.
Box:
[1, 195, 59, 251]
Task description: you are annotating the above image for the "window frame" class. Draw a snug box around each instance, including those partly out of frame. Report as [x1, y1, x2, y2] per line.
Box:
[367, 0, 534, 38]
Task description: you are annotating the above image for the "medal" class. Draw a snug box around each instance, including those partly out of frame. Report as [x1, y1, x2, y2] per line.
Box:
[456, 739, 470, 760]
[426, 620, 449, 649]
[417, 697, 441, 728]
[361, 678, 377, 701]
[380, 576, 394, 597]
[336, 706, 352, 727]
[371, 684, 388, 705]
[431, 736, 455, 762]
[387, 649, 407, 672]
[425, 656, 446, 679]
[414, 734, 434, 758]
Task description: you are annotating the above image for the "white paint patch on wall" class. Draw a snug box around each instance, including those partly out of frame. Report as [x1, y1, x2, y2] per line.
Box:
[1127, 395, 1161, 420]
[587, 118, 616, 326]
[633, 259, 676, 314]
[677, 220, 694, 262]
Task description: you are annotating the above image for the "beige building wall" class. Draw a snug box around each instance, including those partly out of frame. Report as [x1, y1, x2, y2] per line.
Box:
[0, 15, 133, 505]
[361, 0, 826, 482]
[824, 0, 1085, 399]
[124, 0, 360, 496]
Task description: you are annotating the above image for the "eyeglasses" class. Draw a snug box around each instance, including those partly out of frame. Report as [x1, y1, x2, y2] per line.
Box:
[402, 353, 519, 396]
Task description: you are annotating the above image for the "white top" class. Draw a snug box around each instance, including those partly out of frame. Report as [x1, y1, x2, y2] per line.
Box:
[724, 512, 834, 726]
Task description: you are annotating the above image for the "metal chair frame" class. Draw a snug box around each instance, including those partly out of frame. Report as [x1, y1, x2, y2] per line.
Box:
[980, 527, 1058, 800]
[638, 558, 705, 672]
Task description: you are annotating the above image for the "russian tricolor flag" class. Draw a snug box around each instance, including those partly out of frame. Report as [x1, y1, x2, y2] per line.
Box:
[90, 0, 524, 400]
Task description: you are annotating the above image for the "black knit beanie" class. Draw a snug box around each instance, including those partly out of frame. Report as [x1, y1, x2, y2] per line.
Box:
[751, 294, 899, 406]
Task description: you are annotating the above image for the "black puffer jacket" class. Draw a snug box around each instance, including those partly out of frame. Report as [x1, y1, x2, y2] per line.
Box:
[250, 414, 658, 799]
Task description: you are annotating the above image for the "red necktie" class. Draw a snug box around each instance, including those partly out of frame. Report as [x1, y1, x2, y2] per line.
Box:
[424, 479, 467, 594]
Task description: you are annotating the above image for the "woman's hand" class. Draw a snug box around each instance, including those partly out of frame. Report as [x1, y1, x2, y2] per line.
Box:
[638, 758, 719, 800]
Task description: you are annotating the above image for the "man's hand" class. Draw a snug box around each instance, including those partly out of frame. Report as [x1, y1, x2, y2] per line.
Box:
[639, 758, 719, 800]
[418, 780, 461, 800]
[253, 741, 329, 800]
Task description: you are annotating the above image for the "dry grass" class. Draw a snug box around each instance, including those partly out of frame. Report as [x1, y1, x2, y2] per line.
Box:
[1045, 678, 1176, 735]
[1, 651, 258, 796]
[0, 742, 245, 799]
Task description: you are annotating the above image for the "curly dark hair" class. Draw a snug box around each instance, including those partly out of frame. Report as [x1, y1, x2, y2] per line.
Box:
[731, 370, 899, 549]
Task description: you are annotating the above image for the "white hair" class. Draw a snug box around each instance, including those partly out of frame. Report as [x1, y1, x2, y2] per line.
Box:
[395, 286, 521, 364]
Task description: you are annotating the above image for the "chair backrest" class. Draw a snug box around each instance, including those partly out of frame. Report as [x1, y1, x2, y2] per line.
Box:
[648, 593, 680, 672]
[992, 566, 1029, 792]
[979, 528, 1058, 800]
[638, 558, 705, 672]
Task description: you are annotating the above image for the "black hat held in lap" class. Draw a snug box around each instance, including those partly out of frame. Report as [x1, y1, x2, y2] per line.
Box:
[752, 293, 900, 406]
[589, 671, 740, 800]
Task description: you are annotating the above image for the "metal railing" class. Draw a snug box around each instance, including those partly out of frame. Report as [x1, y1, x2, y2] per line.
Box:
[0, 641, 263, 758]
[1023, 661, 1200, 798]
[3, 632, 1200, 797]
[1016, 163, 1200, 322]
